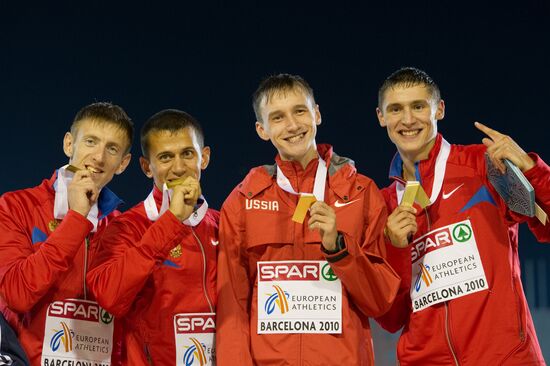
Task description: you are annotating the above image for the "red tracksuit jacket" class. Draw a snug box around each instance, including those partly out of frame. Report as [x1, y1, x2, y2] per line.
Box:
[87, 185, 219, 365]
[377, 135, 549, 365]
[216, 144, 400, 365]
[0, 172, 123, 365]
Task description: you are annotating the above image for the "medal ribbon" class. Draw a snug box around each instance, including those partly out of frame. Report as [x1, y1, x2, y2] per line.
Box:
[144, 183, 208, 227]
[276, 157, 327, 201]
[54, 165, 100, 232]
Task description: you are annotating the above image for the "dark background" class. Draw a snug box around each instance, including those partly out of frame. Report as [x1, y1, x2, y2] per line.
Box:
[1, 0, 549, 353]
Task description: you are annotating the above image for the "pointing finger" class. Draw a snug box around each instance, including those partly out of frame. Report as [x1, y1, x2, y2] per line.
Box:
[475, 121, 503, 140]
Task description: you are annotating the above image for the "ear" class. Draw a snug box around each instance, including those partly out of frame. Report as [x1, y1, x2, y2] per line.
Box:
[255, 121, 270, 141]
[63, 132, 74, 158]
[139, 157, 154, 179]
[315, 104, 322, 126]
[200, 146, 211, 170]
[435, 99, 445, 120]
[115, 153, 132, 175]
[376, 107, 387, 127]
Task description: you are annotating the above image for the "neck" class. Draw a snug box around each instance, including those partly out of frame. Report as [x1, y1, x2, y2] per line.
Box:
[402, 161, 417, 181]
[281, 146, 319, 170]
[398, 138, 436, 180]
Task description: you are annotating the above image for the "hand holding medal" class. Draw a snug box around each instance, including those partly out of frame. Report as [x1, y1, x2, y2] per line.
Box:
[168, 176, 202, 221]
[66, 165, 99, 217]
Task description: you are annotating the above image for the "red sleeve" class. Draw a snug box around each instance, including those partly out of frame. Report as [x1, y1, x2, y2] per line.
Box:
[478, 151, 550, 241]
[0, 193, 91, 312]
[372, 185, 413, 333]
[215, 191, 254, 366]
[374, 240, 412, 333]
[86, 210, 192, 317]
[520, 153, 550, 242]
[325, 179, 401, 318]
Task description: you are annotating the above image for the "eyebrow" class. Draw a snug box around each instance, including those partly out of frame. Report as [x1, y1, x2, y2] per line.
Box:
[268, 104, 309, 117]
[268, 110, 283, 119]
[155, 146, 195, 157]
[385, 103, 401, 111]
[82, 134, 99, 140]
[386, 99, 429, 109]
[82, 134, 122, 143]
[106, 141, 123, 149]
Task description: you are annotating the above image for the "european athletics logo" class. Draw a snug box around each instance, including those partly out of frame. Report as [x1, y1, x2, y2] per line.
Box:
[183, 337, 207, 366]
[50, 321, 74, 352]
[414, 263, 433, 292]
[264, 285, 290, 315]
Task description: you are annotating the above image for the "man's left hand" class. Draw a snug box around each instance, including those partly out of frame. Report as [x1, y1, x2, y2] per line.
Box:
[475, 121, 535, 173]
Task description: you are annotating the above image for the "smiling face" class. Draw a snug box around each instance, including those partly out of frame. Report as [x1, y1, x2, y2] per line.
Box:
[63, 119, 131, 189]
[377, 83, 445, 164]
[139, 127, 210, 190]
[255, 88, 321, 168]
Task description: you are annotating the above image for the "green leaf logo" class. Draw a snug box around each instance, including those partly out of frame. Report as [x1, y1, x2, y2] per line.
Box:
[452, 223, 472, 243]
[321, 263, 338, 281]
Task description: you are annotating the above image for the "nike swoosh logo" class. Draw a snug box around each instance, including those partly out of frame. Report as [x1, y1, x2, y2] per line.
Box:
[211, 239, 219, 246]
[442, 184, 464, 199]
[334, 199, 360, 208]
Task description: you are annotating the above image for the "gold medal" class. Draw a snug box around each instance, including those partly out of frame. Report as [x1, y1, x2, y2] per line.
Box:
[170, 244, 182, 258]
[292, 194, 316, 224]
[48, 219, 61, 232]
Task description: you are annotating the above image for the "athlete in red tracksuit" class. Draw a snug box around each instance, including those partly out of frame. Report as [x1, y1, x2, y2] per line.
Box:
[0, 174, 124, 365]
[375, 67, 549, 365]
[87, 109, 218, 365]
[0, 102, 133, 366]
[87, 187, 218, 365]
[217, 74, 400, 365]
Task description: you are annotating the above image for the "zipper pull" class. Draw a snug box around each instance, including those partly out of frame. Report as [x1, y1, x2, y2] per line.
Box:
[83, 236, 90, 300]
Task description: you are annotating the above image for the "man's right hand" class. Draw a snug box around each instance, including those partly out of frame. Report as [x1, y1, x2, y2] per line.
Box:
[67, 169, 99, 218]
[169, 176, 202, 221]
[385, 205, 417, 248]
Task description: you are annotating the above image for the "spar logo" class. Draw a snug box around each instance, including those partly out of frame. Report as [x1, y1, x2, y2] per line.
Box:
[175, 315, 216, 334]
[100, 308, 114, 325]
[48, 300, 101, 322]
[321, 263, 338, 281]
[414, 263, 433, 292]
[264, 285, 290, 315]
[452, 223, 472, 242]
[183, 338, 207, 366]
[50, 321, 74, 352]
[258, 262, 319, 281]
[411, 227, 453, 262]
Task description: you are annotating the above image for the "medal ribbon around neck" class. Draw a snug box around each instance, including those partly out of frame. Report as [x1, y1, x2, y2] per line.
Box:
[54, 165, 100, 232]
[276, 157, 327, 223]
[396, 138, 451, 206]
[144, 183, 208, 227]
[276, 157, 327, 201]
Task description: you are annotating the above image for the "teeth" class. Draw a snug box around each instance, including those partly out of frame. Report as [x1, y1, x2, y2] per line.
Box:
[401, 130, 419, 136]
[86, 167, 100, 173]
[287, 133, 305, 143]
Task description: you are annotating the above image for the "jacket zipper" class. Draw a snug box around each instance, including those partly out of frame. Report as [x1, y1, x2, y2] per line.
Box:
[444, 302, 459, 365]
[427, 205, 458, 365]
[425, 207, 460, 364]
[417, 164, 460, 365]
[512, 276, 526, 342]
[191, 230, 214, 313]
[83, 237, 89, 300]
